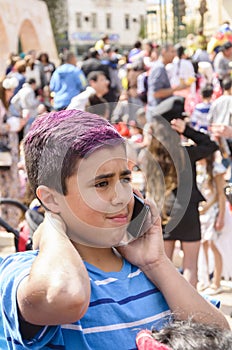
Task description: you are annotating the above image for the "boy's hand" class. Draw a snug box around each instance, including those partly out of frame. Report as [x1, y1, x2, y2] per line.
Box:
[117, 197, 166, 270]
[33, 212, 67, 250]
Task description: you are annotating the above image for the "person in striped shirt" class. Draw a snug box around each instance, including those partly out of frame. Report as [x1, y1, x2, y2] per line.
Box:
[0, 110, 229, 350]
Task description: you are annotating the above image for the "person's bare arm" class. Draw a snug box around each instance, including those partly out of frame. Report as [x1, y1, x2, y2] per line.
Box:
[210, 124, 232, 139]
[118, 196, 230, 329]
[154, 82, 187, 99]
[140, 250, 229, 329]
[214, 173, 226, 232]
[17, 212, 90, 326]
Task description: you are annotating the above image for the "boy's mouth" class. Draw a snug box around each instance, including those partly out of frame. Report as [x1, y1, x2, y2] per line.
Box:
[107, 213, 128, 224]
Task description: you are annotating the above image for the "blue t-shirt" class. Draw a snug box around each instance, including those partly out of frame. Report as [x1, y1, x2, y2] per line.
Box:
[190, 102, 211, 133]
[49, 64, 87, 109]
[0, 251, 171, 350]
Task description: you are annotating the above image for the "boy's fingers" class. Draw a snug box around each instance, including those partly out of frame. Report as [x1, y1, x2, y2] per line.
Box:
[143, 199, 159, 223]
[44, 212, 66, 232]
[32, 212, 67, 250]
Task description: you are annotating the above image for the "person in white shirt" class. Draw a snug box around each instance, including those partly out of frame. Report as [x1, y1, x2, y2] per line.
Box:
[67, 71, 110, 119]
[168, 44, 196, 95]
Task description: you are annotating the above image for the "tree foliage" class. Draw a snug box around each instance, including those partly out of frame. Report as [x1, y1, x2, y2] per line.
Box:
[41, 0, 68, 51]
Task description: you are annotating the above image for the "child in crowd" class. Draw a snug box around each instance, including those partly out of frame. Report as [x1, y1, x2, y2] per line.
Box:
[190, 83, 214, 133]
[197, 153, 226, 294]
[0, 110, 229, 350]
[136, 319, 232, 350]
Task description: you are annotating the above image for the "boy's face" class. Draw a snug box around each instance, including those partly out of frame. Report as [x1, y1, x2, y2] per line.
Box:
[56, 144, 134, 247]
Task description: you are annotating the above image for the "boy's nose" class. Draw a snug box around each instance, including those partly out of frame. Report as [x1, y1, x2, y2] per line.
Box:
[111, 182, 130, 206]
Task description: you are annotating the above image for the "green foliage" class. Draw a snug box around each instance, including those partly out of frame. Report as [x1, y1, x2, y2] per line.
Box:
[139, 19, 147, 39]
[185, 19, 197, 35]
[41, 0, 69, 51]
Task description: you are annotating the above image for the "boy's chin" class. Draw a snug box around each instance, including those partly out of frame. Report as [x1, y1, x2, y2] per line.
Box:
[67, 226, 134, 248]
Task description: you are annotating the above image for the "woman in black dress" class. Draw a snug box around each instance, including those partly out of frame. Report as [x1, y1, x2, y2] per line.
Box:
[138, 116, 218, 287]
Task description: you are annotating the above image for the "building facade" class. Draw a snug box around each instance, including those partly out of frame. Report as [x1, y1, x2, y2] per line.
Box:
[0, 0, 58, 77]
[67, 0, 147, 54]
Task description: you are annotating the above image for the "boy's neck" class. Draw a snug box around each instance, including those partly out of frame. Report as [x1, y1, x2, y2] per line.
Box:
[72, 242, 123, 272]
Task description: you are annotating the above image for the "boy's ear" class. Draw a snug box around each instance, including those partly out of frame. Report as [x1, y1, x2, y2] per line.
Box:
[36, 185, 60, 213]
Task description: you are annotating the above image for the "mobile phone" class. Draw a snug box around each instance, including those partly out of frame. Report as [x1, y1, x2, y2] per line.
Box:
[127, 194, 150, 239]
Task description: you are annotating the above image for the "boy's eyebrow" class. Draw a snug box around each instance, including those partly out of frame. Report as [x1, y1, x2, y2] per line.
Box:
[94, 169, 132, 181]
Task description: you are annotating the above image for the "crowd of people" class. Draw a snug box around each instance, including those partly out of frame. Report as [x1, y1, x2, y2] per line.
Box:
[0, 21, 232, 349]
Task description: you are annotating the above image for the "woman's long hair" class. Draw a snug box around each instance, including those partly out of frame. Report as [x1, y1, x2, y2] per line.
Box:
[205, 153, 214, 191]
[0, 80, 8, 109]
[144, 117, 185, 225]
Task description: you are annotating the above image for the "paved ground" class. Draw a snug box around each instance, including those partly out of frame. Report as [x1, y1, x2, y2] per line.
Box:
[1, 230, 232, 329]
[213, 281, 232, 328]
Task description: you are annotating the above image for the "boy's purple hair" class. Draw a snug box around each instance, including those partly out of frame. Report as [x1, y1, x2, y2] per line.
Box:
[24, 109, 124, 195]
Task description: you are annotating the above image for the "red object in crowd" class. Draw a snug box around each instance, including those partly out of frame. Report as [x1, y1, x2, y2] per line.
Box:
[17, 220, 30, 252]
[136, 330, 172, 350]
[113, 122, 130, 137]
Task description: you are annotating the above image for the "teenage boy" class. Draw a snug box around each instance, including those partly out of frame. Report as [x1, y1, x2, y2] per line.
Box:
[0, 110, 229, 350]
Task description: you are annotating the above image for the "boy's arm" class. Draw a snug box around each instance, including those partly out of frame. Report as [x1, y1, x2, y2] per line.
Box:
[118, 199, 230, 329]
[17, 212, 90, 326]
[140, 250, 229, 329]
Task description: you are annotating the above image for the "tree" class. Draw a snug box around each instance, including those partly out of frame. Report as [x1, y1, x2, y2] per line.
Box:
[198, 0, 208, 33]
[173, 0, 186, 25]
[41, 0, 69, 52]
[139, 17, 147, 39]
[173, 0, 186, 42]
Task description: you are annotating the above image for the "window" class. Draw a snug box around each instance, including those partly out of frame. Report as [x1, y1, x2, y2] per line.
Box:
[125, 14, 130, 30]
[106, 13, 111, 29]
[92, 13, 97, 29]
[76, 12, 82, 28]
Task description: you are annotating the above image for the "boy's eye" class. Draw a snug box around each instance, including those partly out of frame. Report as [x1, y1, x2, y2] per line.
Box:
[95, 180, 108, 188]
[121, 177, 131, 184]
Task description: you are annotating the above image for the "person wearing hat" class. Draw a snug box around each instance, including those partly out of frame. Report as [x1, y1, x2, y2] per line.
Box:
[213, 41, 232, 86]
